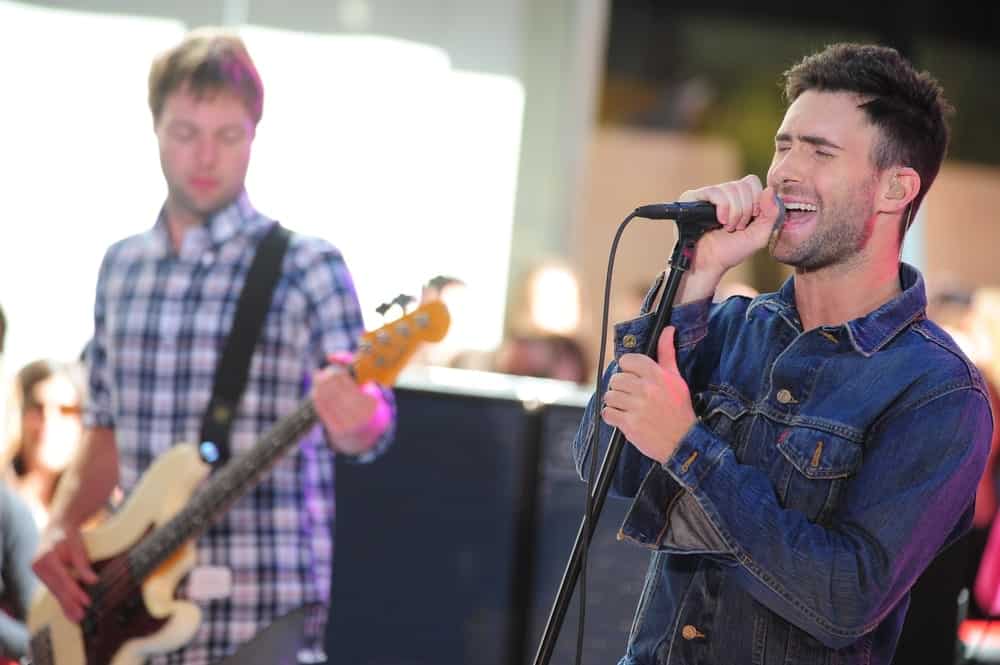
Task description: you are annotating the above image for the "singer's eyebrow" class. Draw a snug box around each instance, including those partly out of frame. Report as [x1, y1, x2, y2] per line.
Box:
[774, 133, 844, 151]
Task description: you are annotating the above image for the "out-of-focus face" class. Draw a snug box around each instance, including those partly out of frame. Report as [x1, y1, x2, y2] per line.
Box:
[21, 375, 83, 474]
[766, 90, 882, 271]
[155, 85, 256, 221]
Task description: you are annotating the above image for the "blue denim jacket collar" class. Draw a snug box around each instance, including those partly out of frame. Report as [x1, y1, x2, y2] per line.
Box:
[745, 262, 927, 358]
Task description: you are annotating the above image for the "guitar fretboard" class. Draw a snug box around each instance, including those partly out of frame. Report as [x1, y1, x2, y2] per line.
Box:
[124, 399, 319, 583]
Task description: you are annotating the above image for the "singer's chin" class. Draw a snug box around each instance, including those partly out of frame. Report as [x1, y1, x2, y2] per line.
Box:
[767, 236, 803, 267]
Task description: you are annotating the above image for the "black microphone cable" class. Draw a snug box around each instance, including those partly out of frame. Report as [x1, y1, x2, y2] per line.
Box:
[576, 209, 640, 665]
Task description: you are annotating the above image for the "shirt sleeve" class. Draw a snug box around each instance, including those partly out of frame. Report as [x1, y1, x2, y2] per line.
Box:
[296, 241, 396, 463]
[83, 248, 116, 430]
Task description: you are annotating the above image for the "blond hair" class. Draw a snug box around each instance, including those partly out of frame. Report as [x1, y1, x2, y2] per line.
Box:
[148, 28, 263, 125]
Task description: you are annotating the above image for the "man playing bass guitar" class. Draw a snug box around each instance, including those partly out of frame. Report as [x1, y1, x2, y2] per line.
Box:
[32, 29, 396, 665]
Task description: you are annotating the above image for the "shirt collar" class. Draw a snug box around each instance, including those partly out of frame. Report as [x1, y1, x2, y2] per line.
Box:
[746, 263, 927, 357]
[144, 191, 264, 260]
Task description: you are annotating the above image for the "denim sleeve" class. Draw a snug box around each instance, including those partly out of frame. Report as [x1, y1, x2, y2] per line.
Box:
[658, 385, 992, 648]
[570, 296, 713, 498]
[297, 241, 397, 463]
[0, 486, 39, 659]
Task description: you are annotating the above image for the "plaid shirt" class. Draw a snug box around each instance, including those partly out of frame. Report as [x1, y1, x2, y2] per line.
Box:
[84, 192, 395, 665]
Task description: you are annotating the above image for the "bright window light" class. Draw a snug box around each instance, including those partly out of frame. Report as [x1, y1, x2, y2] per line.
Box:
[0, 0, 184, 381]
[528, 264, 582, 335]
[0, 7, 524, 385]
[242, 25, 524, 357]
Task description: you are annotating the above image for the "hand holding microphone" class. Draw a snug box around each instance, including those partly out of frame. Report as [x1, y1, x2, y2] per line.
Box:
[632, 175, 786, 304]
[636, 175, 786, 276]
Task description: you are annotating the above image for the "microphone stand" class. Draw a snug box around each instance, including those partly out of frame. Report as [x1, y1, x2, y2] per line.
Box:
[531, 216, 716, 665]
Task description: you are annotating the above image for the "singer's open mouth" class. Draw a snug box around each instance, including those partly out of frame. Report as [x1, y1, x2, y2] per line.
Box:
[781, 201, 819, 227]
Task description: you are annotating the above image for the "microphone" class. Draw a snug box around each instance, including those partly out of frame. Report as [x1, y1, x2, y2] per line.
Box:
[633, 198, 786, 234]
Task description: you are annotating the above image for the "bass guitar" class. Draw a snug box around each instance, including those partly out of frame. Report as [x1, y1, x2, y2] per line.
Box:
[27, 301, 449, 665]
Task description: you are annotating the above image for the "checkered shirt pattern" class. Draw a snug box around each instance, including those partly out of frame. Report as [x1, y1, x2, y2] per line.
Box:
[84, 192, 395, 665]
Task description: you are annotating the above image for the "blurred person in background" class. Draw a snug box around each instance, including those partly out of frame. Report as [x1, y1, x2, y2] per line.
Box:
[1, 360, 85, 529]
[927, 286, 1000, 549]
[575, 43, 991, 665]
[31, 28, 395, 665]
[494, 261, 590, 382]
[494, 334, 589, 384]
[0, 483, 37, 665]
[0, 305, 40, 665]
[968, 288, 1000, 618]
[890, 285, 1000, 663]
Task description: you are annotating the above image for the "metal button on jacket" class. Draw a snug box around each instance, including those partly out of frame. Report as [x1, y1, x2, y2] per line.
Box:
[681, 624, 705, 640]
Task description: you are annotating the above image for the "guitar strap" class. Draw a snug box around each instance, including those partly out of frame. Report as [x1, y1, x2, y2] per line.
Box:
[198, 222, 291, 468]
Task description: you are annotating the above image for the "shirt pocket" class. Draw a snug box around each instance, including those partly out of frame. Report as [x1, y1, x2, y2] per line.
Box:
[694, 388, 750, 446]
[774, 428, 862, 525]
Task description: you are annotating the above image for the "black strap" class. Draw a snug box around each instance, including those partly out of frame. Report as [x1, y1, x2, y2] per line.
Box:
[199, 223, 291, 466]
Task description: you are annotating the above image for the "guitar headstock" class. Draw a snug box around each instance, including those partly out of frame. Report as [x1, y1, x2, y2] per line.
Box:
[352, 300, 451, 385]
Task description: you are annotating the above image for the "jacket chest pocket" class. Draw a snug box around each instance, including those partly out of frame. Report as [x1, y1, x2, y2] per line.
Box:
[774, 428, 862, 524]
[694, 389, 750, 447]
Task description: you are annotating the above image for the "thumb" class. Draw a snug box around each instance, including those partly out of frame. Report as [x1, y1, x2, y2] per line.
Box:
[657, 326, 678, 373]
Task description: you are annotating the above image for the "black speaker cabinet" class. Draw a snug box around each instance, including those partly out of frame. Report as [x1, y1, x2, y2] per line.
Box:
[326, 369, 647, 665]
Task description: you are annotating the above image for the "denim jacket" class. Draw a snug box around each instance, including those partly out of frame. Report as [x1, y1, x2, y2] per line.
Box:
[573, 264, 992, 665]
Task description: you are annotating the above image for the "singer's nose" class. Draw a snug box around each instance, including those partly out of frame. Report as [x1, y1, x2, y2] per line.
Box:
[767, 148, 804, 190]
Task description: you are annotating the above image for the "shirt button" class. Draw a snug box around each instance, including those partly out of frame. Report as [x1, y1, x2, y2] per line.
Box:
[622, 334, 637, 349]
[776, 388, 795, 404]
[681, 624, 705, 640]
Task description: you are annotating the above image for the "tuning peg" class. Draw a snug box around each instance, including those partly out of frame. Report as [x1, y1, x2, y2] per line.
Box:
[392, 294, 417, 310]
[375, 302, 393, 317]
[425, 275, 464, 292]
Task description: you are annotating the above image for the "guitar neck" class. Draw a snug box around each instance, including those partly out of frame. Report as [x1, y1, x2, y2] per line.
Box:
[125, 399, 319, 583]
[114, 299, 450, 587]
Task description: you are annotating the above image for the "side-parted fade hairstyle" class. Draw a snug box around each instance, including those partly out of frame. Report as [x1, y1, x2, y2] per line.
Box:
[783, 43, 952, 227]
[148, 28, 263, 126]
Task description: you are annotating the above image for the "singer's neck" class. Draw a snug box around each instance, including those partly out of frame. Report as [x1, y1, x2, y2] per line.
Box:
[793, 254, 901, 331]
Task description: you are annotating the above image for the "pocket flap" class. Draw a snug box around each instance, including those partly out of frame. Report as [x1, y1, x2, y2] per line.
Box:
[694, 389, 748, 422]
[776, 428, 862, 479]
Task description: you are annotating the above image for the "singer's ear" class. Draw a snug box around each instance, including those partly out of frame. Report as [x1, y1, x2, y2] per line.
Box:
[879, 167, 919, 213]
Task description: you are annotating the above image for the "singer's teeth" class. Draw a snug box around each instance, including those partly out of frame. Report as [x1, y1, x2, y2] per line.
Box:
[784, 202, 818, 212]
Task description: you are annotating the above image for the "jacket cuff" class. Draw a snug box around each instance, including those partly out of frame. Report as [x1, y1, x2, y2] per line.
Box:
[619, 422, 731, 555]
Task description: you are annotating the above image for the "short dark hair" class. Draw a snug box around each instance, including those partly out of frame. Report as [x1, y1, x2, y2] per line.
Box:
[149, 28, 263, 125]
[783, 43, 952, 220]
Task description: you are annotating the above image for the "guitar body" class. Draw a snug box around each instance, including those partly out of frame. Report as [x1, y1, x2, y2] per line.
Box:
[28, 444, 211, 665]
[28, 301, 451, 665]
